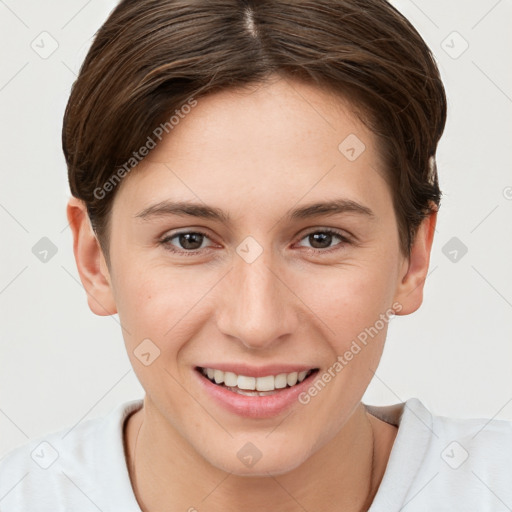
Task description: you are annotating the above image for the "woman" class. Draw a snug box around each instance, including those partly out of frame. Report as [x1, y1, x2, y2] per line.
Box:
[1, 0, 510, 510]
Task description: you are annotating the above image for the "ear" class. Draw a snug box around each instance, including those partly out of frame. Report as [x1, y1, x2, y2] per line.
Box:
[393, 209, 437, 315]
[66, 196, 117, 316]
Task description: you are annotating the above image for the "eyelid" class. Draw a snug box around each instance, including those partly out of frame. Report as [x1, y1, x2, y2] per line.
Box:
[298, 226, 353, 241]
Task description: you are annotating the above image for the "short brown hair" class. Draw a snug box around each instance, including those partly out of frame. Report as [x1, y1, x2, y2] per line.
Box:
[63, 0, 447, 264]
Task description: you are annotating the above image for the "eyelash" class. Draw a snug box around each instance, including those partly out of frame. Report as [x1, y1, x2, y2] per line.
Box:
[159, 228, 352, 256]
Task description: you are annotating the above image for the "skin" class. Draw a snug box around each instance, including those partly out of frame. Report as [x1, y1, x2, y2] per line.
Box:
[67, 74, 436, 511]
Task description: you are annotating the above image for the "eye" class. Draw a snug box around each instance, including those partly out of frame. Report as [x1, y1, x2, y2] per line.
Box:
[159, 228, 352, 256]
[296, 228, 351, 252]
[160, 230, 215, 254]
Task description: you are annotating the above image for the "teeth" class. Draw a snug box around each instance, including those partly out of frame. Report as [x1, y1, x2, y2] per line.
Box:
[274, 373, 288, 389]
[287, 372, 298, 386]
[256, 375, 274, 392]
[224, 371, 237, 387]
[298, 370, 308, 382]
[200, 367, 314, 392]
[238, 375, 256, 390]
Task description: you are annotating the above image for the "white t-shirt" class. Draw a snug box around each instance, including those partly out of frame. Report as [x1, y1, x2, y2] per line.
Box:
[1, 397, 511, 511]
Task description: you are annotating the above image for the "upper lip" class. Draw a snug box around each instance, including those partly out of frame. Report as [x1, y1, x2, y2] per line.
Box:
[196, 364, 318, 378]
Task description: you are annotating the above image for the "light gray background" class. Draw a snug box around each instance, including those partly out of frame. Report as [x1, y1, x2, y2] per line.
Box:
[1, 0, 511, 458]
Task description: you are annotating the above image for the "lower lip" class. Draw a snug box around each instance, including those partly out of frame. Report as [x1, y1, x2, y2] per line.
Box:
[194, 368, 319, 419]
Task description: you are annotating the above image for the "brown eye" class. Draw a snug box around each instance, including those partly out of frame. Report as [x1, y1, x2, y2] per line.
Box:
[308, 232, 335, 249]
[160, 231, 213, 253]
[297, 229, 351, 252]
[176, 232, 205, 250]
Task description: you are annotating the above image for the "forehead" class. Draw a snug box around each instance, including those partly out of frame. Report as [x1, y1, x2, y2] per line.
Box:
[112, 77, 390, 220]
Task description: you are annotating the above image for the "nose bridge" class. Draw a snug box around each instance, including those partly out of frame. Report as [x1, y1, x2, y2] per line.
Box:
[217, 244, 296, 350]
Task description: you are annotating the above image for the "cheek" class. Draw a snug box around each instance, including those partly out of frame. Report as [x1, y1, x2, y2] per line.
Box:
[296, 254, 399, 344]
[113, 260, 216, 349]
[291, 262, 398, 428]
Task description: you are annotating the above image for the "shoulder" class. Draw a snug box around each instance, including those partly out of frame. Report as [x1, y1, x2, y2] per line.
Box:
[368, 398, 512, 511]
[0, 399, 143, 512]
[421, 399, 512, 472]
[420, 403, 512, 505]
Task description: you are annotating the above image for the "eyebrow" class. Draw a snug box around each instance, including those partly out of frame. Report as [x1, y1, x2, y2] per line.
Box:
[134, 198, 375, 223]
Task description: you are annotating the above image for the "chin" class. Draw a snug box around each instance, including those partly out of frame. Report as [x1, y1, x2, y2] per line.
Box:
[203, 437, 313, 477]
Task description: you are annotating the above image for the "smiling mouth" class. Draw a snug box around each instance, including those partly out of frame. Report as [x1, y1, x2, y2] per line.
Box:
[196, 366, 319, 396]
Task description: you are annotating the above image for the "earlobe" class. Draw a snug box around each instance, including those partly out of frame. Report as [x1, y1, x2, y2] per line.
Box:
[393, 209, 437, 315]
[66, 196, 117, 316]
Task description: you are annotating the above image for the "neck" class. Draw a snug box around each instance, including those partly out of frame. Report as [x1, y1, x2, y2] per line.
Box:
[124, 399, 395, 512]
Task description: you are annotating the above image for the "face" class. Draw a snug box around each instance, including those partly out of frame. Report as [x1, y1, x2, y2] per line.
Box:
[88, 75, 422, 475]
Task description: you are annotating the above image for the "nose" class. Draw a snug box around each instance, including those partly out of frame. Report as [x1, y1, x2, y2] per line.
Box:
[216, 248, 298, 351]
